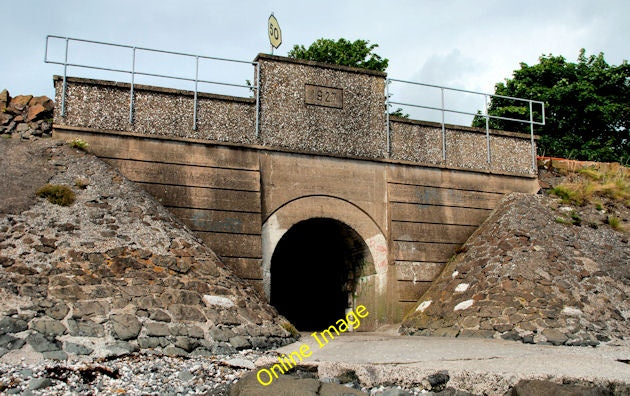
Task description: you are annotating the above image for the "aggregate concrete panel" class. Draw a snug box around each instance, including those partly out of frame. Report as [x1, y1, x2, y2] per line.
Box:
[390, 119, 537, 176]
[256, 54, 387, 159]
[389, 120, 443, 165]
[489, 134, 533, 174]
[54, 77, 255, 143]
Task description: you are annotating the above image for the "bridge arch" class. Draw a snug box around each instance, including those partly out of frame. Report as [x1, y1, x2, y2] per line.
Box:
[262, 196, 388, 330]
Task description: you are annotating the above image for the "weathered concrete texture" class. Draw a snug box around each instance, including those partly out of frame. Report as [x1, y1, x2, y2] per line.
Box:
[387, 165, 539, 315]
[52, 53, 536, 178]
[0, 138, 295, 362]
[51, 125, 538, 327]
[256, 54, 388, 159]
[49, 54, 541, 328]
[272, 333, 630, 396]
[400, 193, 630, 346]
[53, 77, 256, 144]
[390, 118, 535, 175]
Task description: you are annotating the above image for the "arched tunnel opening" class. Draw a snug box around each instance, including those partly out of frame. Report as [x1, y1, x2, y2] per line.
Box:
[270, 218, 374, 331]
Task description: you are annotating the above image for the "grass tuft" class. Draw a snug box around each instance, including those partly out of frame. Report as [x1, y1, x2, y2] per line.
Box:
[280, 322, 300, 338]
[68, 138, 89, 151]
[570, 211, 582, 226]
[36, 184, 75, 206]
[607, 215, 622, 230]
[549, 165, 629, 208]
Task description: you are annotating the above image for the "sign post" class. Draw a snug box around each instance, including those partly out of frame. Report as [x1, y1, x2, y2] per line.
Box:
[268, 13, 282, 54]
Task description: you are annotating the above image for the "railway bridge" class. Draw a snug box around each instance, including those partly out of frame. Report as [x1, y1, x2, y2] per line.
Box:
[50, 44, 539, 330]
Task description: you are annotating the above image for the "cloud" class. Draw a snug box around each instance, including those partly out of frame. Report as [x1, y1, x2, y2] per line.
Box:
[389, 49, 487, 125]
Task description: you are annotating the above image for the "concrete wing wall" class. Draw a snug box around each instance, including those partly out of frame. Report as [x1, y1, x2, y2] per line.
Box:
[386, 164, 539, 315]
[53, 129, 265, 292]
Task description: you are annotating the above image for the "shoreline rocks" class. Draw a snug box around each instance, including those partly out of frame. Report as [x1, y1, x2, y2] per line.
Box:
[0, 138, 296, 364]
[1, 89, 54, 139]
[400, 193, 629, 346]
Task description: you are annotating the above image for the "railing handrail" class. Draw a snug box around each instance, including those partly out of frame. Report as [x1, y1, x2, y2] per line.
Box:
[44, 35, 260, 135]
[45, 35, 542, 173]
[385, 78, 545, 172]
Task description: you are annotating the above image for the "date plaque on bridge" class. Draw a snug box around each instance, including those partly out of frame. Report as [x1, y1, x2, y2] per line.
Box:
[304, 84, 343, 109]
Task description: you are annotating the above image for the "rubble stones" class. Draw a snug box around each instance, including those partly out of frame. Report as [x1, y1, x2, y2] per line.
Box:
[0, 90, 53, 139]
[401, 193, 630, 346]
[110, 314, 142, 340]
[508, 379, 612, 396]
[0, 138, 295, 362]
[25, 333, 61, 353]
[63, 341, 93, 355]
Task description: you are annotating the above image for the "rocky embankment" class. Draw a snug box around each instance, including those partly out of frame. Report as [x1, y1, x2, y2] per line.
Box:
[401, 192, 629, 346]
[0, 137, 296, 369]
[1, 90, 53, 139]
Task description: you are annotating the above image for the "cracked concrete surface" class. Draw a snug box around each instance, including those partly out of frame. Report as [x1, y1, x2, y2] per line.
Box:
[267, 332, 630, 395]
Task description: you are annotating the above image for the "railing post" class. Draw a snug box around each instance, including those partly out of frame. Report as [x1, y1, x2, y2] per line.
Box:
[255, 62, 261, 138]
[385, 79, 391, 158]
[529, 101, 536, 172]
[193, 56, 199, 131]
[61, 38, 69, 117]
[485, 94, 491, 165]
[441, 87, 446, 161]
[129, 47, 136, 124]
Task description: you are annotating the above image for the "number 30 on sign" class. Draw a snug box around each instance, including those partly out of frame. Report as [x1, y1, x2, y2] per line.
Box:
[268, 14, 282, 49]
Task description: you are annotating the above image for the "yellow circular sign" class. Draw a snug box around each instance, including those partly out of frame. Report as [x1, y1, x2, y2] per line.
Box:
[268, 14, 282, 49]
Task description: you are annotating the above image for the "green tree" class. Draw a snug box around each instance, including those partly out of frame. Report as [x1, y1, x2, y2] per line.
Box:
[473, 50, 630, 163]
[288, 38, 389, 72]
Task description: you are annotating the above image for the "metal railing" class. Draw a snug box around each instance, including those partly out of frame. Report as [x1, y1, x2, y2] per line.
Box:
[44, 35, 261, 136]
[385, 79, 545, 171]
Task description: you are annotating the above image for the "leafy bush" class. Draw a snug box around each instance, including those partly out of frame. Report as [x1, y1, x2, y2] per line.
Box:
[288, 38, 389, 72]
[36, 184, 75, 206]
[473, 50, 629, 163]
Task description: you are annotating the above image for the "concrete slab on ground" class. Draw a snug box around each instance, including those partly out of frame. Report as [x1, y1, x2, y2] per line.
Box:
[266, 333, 630, 395]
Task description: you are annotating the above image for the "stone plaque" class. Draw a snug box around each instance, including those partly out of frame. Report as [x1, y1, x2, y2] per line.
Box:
[304, 84, 343, 109]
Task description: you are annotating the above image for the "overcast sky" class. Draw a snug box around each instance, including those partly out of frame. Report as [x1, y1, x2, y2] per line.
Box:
[2, 0, 628, 124]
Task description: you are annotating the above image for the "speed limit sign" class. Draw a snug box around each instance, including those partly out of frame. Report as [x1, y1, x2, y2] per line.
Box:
[268, 13, 282, 50]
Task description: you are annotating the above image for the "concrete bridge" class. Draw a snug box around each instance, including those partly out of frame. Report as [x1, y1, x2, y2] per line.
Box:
[52, 53, 538, 331]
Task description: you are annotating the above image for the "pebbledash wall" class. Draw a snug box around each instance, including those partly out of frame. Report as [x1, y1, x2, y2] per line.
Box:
[52, 54, 539, 330]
